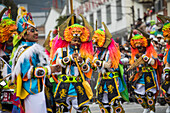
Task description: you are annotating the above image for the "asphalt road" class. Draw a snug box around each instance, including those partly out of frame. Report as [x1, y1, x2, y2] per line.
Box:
[72, 102, 168, 113]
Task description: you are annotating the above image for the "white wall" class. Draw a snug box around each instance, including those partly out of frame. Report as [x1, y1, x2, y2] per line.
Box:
[167, 2, 170, 16]
[61, 5, 67, 16]
[45, 7, 60, 39]
[113, 0, 132, 32]
[31, 12, 47, 27]
[61, 0, 81, 16]
[73, 0, 133, 36]
[133, 1, 144, 21]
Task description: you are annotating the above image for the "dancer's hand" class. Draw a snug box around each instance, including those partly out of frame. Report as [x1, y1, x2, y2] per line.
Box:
[77, 56, 83, 64]
[104, 59, 112, 68]
[72, 53, 78, 58]
[50, 64, 61, 73]
[104, 62, 112, 68]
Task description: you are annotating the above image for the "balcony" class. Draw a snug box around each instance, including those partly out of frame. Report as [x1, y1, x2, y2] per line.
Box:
[136, 0, 154, 3]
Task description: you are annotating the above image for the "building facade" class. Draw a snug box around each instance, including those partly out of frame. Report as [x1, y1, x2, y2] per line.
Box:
[68, 0, 134, 44]
[45, 7, 61, 39]
[44, 0, 169, 44]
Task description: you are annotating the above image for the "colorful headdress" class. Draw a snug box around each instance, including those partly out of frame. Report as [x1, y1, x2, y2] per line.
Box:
[157, 14, 170, 64]
[157, 15, 170, 43]
[129, 30, 157, 64]
[17, 12, 35, 33]
[1, 7, 11, 20]
[64, 24, 90, 42]
[130, 34, 148, 49]
[0, 4, 8, 22]
[0, 18, 17, 43]
[150, 20, 155, 26]
[50, 14, 94, 60]
[92, 29, 105, 47]
[58, 14, 93, 42]
[157, 15, 170, 38]
[0, 6, 17, 44]
[10, 8, 36, 61]
[13, 8, 36, 47]
[93, 22, 121, 69]
[17, 6, 27, 17]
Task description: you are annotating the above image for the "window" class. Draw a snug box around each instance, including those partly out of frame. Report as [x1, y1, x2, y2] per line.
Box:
[90, 13, 94, 28]
[97, 10, 102, 28]
[116, 0, 122, 20]
[137, 8, 140, 18]
[106, 5, 111, 25]
[155, 0, 163, 13]
[81, 0, 88, 4]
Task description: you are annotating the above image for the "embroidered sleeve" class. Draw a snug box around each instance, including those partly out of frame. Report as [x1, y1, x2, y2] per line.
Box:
[81, 63, 90, 73]
[23, 66, 51, 80]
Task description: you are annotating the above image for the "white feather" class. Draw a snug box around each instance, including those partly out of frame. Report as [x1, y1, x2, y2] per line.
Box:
[2, 64, 8, 81]
[12, 43, 49, 82]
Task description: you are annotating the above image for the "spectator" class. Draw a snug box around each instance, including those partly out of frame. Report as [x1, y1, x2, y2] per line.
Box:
[154, 23, 163, 36]
[149, 20, 157, 35]
[135, 18, 146, 32]
[115, 37, 121, 45]
[143, 12, 148, 23]
[156, 34, 164, 42]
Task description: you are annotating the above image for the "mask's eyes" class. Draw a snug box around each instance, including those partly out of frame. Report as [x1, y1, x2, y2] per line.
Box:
[164, 34, 168, 37]
[78, 30, 81, 33]
[92, 36, 97, 41]
[165, 35, 168, 37]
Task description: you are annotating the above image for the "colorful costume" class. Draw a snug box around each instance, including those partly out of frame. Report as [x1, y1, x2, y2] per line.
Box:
[157, 15, 170, 113]
[11, 11, 55, 113]
[129, 31, 161, 113]
[51, 14, 94, 113]
[0, 9, 17, 112]
[92, 23, 129, 113]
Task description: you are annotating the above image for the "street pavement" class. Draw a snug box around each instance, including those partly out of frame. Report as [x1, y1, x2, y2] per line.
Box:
[72, 102, 168, 113]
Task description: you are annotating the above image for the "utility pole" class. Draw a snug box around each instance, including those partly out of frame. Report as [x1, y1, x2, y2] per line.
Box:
[70, 0, 74, 25]
[66, 0, 69, 15]
[96, 20, 97, 30]
[131, 5, 135, 28]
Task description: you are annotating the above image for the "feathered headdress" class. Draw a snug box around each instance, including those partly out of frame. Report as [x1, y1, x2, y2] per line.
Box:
[157, 14, 170, 64]
[129, 30, 157, 64]
[93, 22, 121, 69]
[50, 14, 94, 61]
[0, 18, 17, 43]
[16, 12, 35, 33]
[10, 7, 36, 61]
[0, 5, 17, 44]
[13, 7, 36, 47]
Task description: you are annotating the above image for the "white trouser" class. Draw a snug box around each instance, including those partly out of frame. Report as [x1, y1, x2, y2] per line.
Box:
[24, 91, 47, 113]
[134, 84, 157, 95]
[24, 78, 47, 113]
[102, 93, 120, 107]
[59, 96, 88, 113]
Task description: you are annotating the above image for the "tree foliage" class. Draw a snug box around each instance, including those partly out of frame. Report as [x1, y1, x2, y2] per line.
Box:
[55, 15, 83, 29]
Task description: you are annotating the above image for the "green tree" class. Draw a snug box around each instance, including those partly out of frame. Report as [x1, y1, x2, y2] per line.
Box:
[55, 15, 82, 29]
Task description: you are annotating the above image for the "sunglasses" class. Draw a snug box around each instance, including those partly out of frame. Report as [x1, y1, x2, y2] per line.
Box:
[30, 28, 38, 33]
